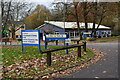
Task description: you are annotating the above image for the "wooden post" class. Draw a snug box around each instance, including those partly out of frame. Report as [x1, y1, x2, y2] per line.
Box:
[47, 52, 51, 66]
[46, 41, 48, 45]
[5, 42, 7, 45]
[78, 46, 81, 57]
[83, 42, 86, 52]
[56, 40, 58, 45]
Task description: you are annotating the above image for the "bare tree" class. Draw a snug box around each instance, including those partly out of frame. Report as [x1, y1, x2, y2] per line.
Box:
[1, 0, 34, 39]
[0, 0, 2, 40]
[91, 2, 110, 37]
[72, 2, 82, 40]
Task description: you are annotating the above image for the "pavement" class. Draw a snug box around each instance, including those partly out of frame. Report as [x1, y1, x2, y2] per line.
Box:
[58, 41, 119, 79]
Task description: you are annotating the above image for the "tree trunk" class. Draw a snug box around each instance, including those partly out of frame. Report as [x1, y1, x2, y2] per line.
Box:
[83, 2, 88, 32]
[74, 4, 82, 40]
[12, 31, 16, 40]
[92, 2, 97, 38]
[11, 24, 16, 40]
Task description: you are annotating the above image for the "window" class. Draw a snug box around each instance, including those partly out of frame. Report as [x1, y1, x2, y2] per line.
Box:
[108, 31, 111, 34]
[16, 35, 18, 38]
[102, 31, 104, 34]
[96, 31, 99, 36]
[70, 32, 74, 37]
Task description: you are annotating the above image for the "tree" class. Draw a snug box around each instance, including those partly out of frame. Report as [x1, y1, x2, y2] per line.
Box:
[1, 0, 34, 39]
[51, 2, 65, 21]
[72, 2, 82, 40]
[24, 5, 52, 29]
[0, 1, 2, 40]
[91, 2, 118, 37]
[66, 2, 118, 37]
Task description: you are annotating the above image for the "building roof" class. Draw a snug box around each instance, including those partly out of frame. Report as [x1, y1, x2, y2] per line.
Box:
[38, 21, 111, 29]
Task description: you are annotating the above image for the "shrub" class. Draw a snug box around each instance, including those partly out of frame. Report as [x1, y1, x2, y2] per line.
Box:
[17, 38, 22, 41]
[88, 37, 96, 41]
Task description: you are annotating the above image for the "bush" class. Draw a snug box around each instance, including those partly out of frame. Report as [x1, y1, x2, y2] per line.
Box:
[98, 36, 101, 38]
[17, 38, 22, 41]
[88, 37, 96, 41]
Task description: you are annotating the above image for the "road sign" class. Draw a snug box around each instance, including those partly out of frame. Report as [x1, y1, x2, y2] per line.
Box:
[44, 33, 68, 54]
[45, 34, 67, 39]
[83, 32, 91, 34]
[65, 38, 71, 43]
[21, 29, 40, 52]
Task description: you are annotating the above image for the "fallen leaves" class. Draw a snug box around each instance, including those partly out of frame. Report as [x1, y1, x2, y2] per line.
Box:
[95, 76, 99, 79]
[102, 70, 107, 73]
[3, 48, 103, 79]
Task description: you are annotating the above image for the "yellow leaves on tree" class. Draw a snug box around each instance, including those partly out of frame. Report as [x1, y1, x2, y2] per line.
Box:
[24, 5, 52, 29]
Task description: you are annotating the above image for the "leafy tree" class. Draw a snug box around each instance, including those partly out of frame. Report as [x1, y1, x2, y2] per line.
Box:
[24, 5, 52, 29]
[65, 2, 119, 37]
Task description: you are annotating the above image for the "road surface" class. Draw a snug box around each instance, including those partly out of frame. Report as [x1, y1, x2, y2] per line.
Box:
[58, 41, 119, 79]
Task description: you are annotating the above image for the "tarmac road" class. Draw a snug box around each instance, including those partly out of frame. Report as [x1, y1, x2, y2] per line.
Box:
[58, 41, 119, 79]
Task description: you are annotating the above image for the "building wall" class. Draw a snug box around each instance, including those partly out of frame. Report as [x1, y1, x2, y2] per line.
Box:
[40, 23, 64, 33]
[15, 27, 25, 38]
[65, 29, 111, 38]
[39, 24, 111, 39]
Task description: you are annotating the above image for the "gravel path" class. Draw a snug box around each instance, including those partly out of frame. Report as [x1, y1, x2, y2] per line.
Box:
[59, 41, 119, 78]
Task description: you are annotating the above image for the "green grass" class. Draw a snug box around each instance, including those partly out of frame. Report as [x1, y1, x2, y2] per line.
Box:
[0, 47, 2, 62]
[2, 45, 94, 78]
[94, 36, 120, 42]
[3, 45, 64, 66]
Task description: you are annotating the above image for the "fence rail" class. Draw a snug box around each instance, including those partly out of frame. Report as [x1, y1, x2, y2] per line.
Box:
[41, 42, 86, 66]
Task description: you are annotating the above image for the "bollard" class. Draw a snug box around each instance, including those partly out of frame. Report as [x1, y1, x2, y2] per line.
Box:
[77, 41, 79, 44]
[47, 52, 51, 66]
[83, 41, 86, 52]
[56, 40, 58, 45]
[78, 46, 81, 57]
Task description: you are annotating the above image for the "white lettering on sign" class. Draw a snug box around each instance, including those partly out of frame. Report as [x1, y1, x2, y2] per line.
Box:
[83, 32, 91, 34]
[46, 34, 66, 38]
[65, 38, 71, 43]
[22, 32, 39, 44]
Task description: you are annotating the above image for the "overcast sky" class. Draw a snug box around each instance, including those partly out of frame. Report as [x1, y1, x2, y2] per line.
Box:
[5, 0, 119, 9]
[27, 0, 55, 8]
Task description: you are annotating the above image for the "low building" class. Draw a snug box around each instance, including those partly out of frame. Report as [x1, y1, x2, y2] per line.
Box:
[8, 25, 26, 39]
[15, 26, 25, 39]
[37, 21, 111, 39]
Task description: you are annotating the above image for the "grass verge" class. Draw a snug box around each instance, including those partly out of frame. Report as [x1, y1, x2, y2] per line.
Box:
[89, 36, 120, 42]
[2, 45, 94, 78]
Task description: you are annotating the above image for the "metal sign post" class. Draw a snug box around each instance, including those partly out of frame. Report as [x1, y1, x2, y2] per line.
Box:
[21, 29, 40, 52]
[65, 38, 71, 54]
[44, 35, 47, 50]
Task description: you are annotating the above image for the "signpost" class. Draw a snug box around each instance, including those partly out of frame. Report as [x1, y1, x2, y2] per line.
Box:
[21, 29, 40, 52]
[83, 32, 92, 39]
[65, 38, 71, 43]
[44, 34, 69, 54]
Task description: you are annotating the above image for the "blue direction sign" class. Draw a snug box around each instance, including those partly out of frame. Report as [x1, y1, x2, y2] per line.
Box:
[45, 34, 68, 39]
[21, 29, 40, 52]
[44, 34, 69, 54]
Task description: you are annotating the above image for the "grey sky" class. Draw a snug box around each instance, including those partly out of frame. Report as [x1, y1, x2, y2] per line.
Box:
[27, 0, 119, 8]
[27, 0, 54, 8]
